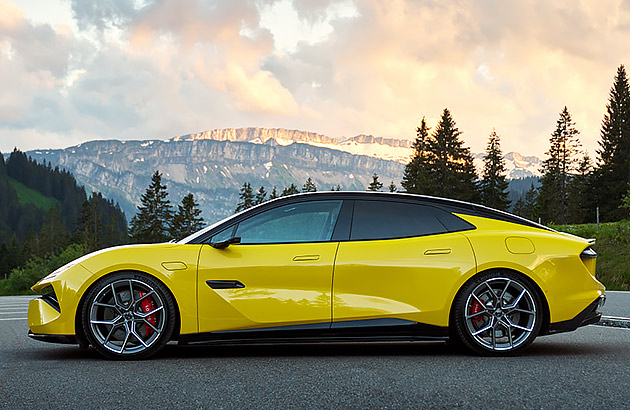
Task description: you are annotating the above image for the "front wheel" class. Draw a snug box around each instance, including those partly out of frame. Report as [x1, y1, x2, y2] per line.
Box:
[81, 272, 176, 360]
[452, 271, 543, 356]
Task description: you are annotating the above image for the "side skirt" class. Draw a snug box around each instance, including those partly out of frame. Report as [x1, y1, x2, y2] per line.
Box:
[178, 318, 449, 346]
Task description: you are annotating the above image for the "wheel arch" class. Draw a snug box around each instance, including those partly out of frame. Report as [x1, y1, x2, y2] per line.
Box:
[448, 267, 550, 335]
[74, 269, 182, 345]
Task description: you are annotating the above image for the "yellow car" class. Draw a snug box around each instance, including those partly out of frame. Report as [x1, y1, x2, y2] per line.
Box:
[28, 192, 605, 359]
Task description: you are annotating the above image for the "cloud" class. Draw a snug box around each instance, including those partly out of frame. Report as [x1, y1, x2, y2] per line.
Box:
[2, 0, 630, 159]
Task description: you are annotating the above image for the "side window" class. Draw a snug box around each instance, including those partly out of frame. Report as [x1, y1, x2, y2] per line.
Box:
[234, 200, 343, 244]
[210, 225, 235, 243]
[350, 200, 448, 240]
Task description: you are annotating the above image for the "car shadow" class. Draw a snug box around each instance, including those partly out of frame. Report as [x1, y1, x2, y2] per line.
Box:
[21, 338, 614, 361]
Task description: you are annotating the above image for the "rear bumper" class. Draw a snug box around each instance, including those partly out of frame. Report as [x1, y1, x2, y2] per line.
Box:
[547, 295, 605, 334]
[28, 330, 77, 344]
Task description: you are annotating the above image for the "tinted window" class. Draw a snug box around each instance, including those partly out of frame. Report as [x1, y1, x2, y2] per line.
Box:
[350, 200, 448, 240]
[235, 200, 343, 244]
[210, 225, 235, 244]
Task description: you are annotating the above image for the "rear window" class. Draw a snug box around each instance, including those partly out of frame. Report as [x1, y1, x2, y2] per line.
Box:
[350, 200, 450, 240]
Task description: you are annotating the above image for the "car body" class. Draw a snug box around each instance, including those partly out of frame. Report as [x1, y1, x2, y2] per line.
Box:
[28, 192, 605, 359]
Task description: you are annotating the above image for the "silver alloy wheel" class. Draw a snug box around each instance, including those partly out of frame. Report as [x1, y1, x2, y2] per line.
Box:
[463, 277, 537, 351]
[89, 279, 166, 355]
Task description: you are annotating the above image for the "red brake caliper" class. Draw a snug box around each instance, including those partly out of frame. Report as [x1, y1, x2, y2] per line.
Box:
[138, 290, 157, 336]
[471, 300, 483, 322]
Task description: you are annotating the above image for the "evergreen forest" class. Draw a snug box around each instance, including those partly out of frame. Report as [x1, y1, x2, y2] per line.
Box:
[3, 64, 630, 293]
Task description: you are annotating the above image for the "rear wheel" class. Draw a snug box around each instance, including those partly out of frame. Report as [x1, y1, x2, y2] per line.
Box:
[81, 272, 175, 360]
[452, 271, 542, 355]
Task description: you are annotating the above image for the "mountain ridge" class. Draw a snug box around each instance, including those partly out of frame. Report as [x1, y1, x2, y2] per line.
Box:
[24, 127, 542, 222]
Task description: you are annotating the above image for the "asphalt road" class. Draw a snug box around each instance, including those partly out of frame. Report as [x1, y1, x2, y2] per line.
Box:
[602, 291, 630, 318]
[1, 295, 629, 410]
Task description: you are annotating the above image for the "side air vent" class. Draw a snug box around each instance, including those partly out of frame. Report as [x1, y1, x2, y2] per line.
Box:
[40, 286, 61, 312]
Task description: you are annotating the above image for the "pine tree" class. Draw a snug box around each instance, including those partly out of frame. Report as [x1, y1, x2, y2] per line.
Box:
[171, 193, 204, 240]
[38, 207, 69, 256]
[594, 65, 630, 221]
[480, 129, 510, 210]
[269, 186, 279, 200]
[254, 186, 267, 205]
[302, 178, 317, 192]
[537, 107, 582, 224]
[281, 184, 300, 196]
[235, 182, 255, 212]
[103, 214, 122, 248]
[523, 183, 538, 221]
[129, 170, 173, 243]
[330, 184, 342, 191]
[416, 109, 479, 201]
[567, 155, 593, 224]
[75, 197, 102, 251]
[620, 184, 630, 218]
[401, 117, 431, 193]
[388, 181, 397, 192]
[512, 197, 526, 217]
[367, 173, 383, 191]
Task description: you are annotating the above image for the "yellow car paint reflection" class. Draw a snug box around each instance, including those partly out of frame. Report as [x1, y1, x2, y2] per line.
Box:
[27, 192, 606, 359]
[333, 232, 476, 327]
[197, 242, 338, 332]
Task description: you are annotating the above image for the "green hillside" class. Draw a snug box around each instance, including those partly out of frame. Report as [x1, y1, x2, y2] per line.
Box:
[8, 177, 59, 211]
[551, 221, 630, 290]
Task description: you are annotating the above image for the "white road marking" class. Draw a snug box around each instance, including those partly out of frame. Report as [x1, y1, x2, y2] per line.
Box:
[0, 317, 27, 321]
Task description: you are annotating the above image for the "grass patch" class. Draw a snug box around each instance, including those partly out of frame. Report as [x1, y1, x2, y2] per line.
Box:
[551, 220, 630, 291]
[8, 177, 60, 211]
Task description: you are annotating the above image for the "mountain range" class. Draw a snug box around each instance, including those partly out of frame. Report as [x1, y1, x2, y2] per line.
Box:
[24, 127, 542, 222]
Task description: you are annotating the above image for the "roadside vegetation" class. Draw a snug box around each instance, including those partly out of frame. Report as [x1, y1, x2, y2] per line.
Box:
[552, 221, 630, 290]
[3, 64, 630, 295]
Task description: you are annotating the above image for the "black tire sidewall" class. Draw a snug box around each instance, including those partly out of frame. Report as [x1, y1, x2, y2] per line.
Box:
[452, 270, 543, 356]
[81, 271, 176, 360]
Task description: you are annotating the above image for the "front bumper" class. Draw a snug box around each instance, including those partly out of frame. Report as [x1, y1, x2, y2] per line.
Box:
[28, 330, 77, 344]
[547, 295, 606, 334]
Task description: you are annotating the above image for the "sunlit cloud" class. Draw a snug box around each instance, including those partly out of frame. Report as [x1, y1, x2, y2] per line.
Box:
[1, 0, 630, 158]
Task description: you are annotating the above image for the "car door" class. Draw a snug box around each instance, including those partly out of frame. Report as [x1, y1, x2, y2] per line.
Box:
[332, 200, 476, 329]
[197, 199, 343, 333]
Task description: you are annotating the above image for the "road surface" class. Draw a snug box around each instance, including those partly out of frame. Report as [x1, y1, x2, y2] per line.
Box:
[1, 295, 629, 409]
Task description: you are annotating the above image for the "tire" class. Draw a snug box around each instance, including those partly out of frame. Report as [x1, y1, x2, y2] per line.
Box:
[81, 271, 176, 360]
[452, 271, 543, 356]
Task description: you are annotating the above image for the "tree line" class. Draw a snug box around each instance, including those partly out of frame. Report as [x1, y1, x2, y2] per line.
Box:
[231, 65, 630, 226]
[401, 65, 630, 225]
[0, 150, 128, 293]
[128, 170, 205, 243]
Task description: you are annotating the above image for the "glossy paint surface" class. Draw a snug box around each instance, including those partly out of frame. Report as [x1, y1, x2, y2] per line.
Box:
[29, 244, 202, 335]
[28, 203, 604, 340]
[197, 242, 338, 332]
[333, 233, 475, 327]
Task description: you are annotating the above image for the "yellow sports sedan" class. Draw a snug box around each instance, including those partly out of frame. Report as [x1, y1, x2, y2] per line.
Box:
[28, 192, 605, 359]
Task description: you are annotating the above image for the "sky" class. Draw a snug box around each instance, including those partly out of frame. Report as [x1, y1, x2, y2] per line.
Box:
[1, 0, 630, 158]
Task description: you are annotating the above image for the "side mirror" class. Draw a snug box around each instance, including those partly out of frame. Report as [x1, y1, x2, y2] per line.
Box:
[210, 236, 241, 249]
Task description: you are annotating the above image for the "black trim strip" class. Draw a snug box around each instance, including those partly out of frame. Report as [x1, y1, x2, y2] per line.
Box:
[178, 318, 449, 345]
[28, 331, 77, 344]
[179, 334, 449, 346]
[206, 280, 245, 289]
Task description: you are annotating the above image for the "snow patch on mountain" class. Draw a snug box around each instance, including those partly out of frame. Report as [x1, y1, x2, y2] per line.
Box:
[178, 127, 541, 179]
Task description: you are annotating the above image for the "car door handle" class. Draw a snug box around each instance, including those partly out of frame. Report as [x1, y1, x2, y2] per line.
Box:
[206, 280, 245, 289]
[292, 255, 320, 261]
[424, 248, 452, 255]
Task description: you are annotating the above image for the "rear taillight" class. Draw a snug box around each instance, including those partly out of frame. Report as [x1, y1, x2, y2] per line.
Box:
[581, 247, 597, 258]
[580, 246, 597, 277]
